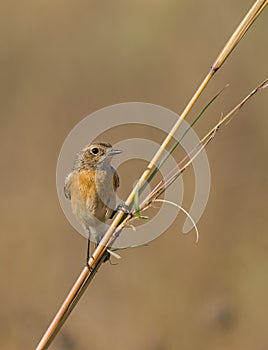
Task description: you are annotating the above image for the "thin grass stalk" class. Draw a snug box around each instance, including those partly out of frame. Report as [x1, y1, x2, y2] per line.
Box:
[211, 0, 267, 70]
[35, 252, 109, 350]
[137, 79, 268, 213]
[142, 86, 227, 191]
[199, 79, 268, 143]
[35, 2, 267, 349]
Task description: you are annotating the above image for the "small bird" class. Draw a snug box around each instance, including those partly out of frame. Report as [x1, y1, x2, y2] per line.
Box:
[64, 142, 122, 264]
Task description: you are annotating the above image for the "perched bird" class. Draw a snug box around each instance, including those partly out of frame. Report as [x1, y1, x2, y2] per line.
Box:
[64, 142, 122, 264]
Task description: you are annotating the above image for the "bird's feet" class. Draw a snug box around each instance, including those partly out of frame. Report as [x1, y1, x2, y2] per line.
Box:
[85, 237, 94, 271]
[116, 203, 133, 217]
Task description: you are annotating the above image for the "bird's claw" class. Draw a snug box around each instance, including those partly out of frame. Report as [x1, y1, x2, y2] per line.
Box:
[116, 203, 133, 216]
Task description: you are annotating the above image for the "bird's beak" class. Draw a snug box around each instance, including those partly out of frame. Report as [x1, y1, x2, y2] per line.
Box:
[107, 149, 122, 156]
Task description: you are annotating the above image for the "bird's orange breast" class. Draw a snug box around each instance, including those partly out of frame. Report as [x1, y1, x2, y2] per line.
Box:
[78, 170, 98, 203]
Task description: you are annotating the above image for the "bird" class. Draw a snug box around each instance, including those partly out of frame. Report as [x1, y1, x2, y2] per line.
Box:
[64, 142, 122, 265]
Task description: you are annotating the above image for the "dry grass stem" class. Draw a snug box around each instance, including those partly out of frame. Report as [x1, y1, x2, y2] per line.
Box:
[131, 79, 268, 219]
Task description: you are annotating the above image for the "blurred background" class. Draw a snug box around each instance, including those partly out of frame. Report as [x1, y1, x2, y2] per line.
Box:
[1, 1, 267, 349]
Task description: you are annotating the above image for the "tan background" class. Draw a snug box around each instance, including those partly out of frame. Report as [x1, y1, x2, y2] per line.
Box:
[1, 1, 268, 349]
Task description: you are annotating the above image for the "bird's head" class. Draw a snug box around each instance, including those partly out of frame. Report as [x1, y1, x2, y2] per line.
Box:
[74, 142, 122, 170]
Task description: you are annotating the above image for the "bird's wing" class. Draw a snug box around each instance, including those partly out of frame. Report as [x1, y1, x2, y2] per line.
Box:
[64, 172, 73, 199]
[113, 169, 120, 191]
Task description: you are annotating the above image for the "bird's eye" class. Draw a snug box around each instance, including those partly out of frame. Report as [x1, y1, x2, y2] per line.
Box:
[91, 147, 99, 155]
